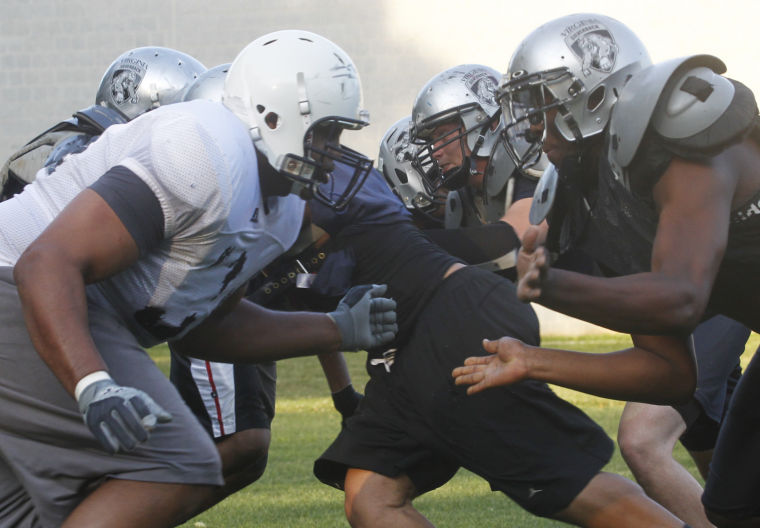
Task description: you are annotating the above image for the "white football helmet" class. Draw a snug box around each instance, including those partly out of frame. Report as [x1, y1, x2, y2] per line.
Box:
[222, 30, 372, 210]
[498, 13, 651, 169]
[96, 47, 207, 120]
[410, 65, 504, 193]
[378, 116, 442, 215]
[182, 63, 230, 102]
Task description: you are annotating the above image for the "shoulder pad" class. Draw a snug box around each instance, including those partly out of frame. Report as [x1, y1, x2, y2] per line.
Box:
[73, 105, 128, 134]
[1, 130, 73, 188]
[653, 74, 757, 157]
[652, 66, 734, 139]
[483, 140, 516, 198]
[473, 249, 517, 272]
[482, 181, 510, 223]
[528, 162, 558, 225]
[608, 55, 726, 177]
[44, 133, 98, 172]
[444, 190, 464, 229]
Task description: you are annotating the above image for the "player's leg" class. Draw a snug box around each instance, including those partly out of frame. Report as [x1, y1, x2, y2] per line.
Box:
[686, 360, 744, 480]
[553, 472, 684, 527]
[399, 268, 678, 527]
[314, 358, 458, 528]
[0, 275, 224, 527]
[703, 350, 760, 528]
[170, 349, 276, 500]
[344, 469, 433, 528]
[618, 402, 712, 527]
[0, 454, 40, 528]
[61, 480, 217, 528]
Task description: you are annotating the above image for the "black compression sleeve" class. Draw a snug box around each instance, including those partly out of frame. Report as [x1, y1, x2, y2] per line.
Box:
[424, 222, 520, 266]
[89, 165, 164, 255]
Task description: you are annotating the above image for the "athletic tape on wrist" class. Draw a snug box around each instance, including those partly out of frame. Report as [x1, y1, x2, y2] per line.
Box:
[74, 371, 112, 401]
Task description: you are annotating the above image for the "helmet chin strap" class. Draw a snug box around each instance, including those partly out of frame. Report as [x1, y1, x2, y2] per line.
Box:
[441, 157, 470, 190]
[442, 118, 490, 190]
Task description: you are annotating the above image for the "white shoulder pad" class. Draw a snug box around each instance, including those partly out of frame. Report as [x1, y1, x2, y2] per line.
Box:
[607, 55, 726, 177]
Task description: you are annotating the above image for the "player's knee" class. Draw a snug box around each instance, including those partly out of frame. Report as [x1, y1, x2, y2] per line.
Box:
[218, 428, 271, 485]
[617, 422, 658, 466]
[344, 471, 413, 527]
[344, 487, 382, 528]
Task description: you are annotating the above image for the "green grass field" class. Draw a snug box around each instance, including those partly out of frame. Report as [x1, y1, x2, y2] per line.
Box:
[147, 333, 758, 528]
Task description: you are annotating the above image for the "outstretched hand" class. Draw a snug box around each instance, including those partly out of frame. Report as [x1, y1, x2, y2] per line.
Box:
[452, 337, 531, 395]
[516, 225, 550, 302]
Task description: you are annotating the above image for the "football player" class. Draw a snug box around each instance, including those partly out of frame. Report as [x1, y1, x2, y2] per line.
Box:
[454, 13, 760, 527]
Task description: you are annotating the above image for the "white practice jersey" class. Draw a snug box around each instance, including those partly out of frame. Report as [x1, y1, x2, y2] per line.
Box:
[0, 100, 304, 347]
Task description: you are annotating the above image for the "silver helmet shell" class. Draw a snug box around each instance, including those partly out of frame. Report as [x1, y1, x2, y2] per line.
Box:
[182, 63, 230, 102]
[498, 14, 651, 168]
[378, 116, 440, 214]
[412, 64, 502, 153]
[96, 46, 206, 120]
[410, 64, 504, 192]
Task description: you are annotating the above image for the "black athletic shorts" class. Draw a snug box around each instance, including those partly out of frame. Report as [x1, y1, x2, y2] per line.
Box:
[675, 315, 748, 451]
[170, 349, 276, 439]
[314, 266, 614, 517]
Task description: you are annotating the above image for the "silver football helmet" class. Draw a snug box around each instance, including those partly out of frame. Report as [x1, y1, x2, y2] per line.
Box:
[410, 65, 504, 193]
[497, 13, 651, 169]
[378, 116, 442, 215]
[222, 30, 372, 211]
[182, 63, 230, 102]
[96, 47, 207, 120]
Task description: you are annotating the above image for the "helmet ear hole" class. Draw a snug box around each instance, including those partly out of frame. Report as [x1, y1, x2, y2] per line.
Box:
[587, 86, 606, 111]
[394, 168, 408, 184]
[265, 112, 279, 129]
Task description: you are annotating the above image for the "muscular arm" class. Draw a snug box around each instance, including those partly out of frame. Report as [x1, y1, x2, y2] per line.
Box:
[527, 156, 736, 335]
[454, 332, 697, 403]
[463, 156, 738, 401]
[530, 332, 696, 403]
[14, 189, 140, 395]
[170, 297, 342, 362]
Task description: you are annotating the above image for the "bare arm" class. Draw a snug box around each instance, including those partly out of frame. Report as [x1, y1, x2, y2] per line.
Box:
[318, 351, 353, 393]
[170, 297, 342, 362]
[519, 156, 736, 335]
[14, 189, 140, 395]
[453, 332, 697, 404]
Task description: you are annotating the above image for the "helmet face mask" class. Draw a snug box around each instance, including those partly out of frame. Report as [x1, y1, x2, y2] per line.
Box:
[223, 30, 372, 211]
[378, 116, 444, 219]
[498, 67, 579, 169]
[498, 14, 651, 169]
[298, 117, 373, 210]
[411, 109, 495, 193]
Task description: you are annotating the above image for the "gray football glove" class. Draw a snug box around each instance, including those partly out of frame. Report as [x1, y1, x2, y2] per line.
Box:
[328, 284, 397, 351]
[77, 379, 172, 454]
